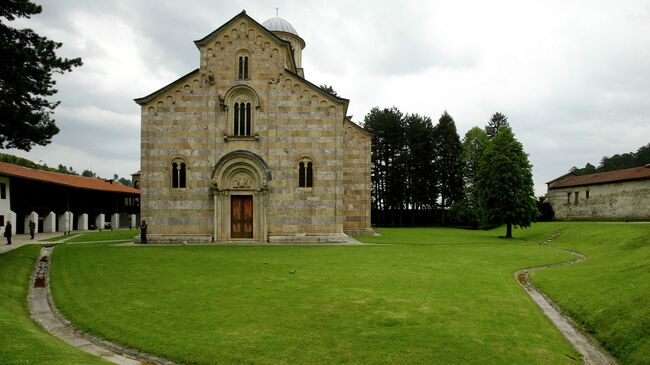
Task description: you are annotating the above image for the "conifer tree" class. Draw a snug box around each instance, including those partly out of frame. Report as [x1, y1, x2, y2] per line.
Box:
[484, 112, 509, 140]
[434, 111, 463, 225]
[0, 0, 82, 150]
[478, 126, 538, 237]
[453, 127, 489, 227]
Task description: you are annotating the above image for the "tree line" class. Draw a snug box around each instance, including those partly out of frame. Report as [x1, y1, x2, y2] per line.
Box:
[363, 109, 537, 237]
[571, 143, 650, 175]
[0, 153, 132, 186]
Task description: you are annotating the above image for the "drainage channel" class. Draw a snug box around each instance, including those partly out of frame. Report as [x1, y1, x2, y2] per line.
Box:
[515, 232, 617, 365]
[28, 245, 175, 365]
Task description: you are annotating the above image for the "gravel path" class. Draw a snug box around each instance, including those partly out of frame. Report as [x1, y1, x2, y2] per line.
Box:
[515, 230, 618, 365]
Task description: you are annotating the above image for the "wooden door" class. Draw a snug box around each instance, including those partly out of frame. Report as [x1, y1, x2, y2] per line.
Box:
[231, 195, 253, 238]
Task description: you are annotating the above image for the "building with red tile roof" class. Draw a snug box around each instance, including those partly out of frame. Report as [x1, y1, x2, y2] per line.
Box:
[547, 164, 650, 221]
[0, 162, 140, 235]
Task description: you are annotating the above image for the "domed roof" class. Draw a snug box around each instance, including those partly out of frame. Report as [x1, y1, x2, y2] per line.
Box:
[262, 17, 299, 37]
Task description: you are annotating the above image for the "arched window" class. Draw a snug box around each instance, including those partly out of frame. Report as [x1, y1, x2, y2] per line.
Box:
[238, 56, 249, 79]
[172, 159, 187, 188]
[298, 159, 313, 188]
[234, 102, 252, 136]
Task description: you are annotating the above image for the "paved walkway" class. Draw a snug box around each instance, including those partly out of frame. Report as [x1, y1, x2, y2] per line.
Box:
[515, 229, 618, 365]
[0, 232, 66, 255]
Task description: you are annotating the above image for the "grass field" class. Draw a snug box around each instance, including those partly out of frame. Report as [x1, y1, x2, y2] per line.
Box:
[0, 245, 106, 364]
[49, 223, 586, 364]
[531, 222, 650, 364]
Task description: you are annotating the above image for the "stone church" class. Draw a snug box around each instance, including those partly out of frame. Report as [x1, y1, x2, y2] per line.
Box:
[135, 11, 373, 243]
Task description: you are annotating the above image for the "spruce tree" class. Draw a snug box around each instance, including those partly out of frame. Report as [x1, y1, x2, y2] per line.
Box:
[478, 126, 538, 237]
[484, 112, 509, 140]
[434, 111, 463, 226]
[0, 0, 82, 150]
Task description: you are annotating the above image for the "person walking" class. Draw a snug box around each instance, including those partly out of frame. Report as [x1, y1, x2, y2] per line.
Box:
[140, 220, 148, 244]
[29, 219, 36, 239]
[4, 221, 12, 245]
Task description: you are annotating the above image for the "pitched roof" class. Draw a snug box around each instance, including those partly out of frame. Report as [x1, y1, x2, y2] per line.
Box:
[548, 165, 650, 189]
[0, 162, 140, 194]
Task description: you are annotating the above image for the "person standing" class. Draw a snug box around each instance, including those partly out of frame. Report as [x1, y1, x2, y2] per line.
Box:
[4, 221, 12, 245]
[140, 220, 148, 244]
[29, 219, 36, 239]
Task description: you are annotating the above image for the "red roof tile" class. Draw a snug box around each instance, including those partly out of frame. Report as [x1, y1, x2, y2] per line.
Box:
[549, 165, 650, 189]
[0, 162, 140, 194]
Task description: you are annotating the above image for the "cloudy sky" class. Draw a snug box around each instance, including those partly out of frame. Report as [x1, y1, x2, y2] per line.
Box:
[7, 0, 650, 194]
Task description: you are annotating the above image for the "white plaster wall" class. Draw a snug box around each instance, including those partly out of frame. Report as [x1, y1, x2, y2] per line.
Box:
[0, 177, 11, 234]
[24, 211, 38, 235]
[95, 214, 105, 230]
[548, 179, 650, 220]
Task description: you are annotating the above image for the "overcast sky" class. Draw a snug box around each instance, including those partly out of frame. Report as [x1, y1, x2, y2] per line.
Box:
[7, 0, 650, 194]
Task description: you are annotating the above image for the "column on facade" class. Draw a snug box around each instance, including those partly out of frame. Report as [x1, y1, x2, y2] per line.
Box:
[129, 214, 137, 229]
[57, 211, 73, 233]
[8, 210, 16, 235]
[77, 213, 88, 231]
[24, 211, 38, 236]
[43, 211, 56, 233]
[95, 213, 105, 230]
[111, 213, 119, 229]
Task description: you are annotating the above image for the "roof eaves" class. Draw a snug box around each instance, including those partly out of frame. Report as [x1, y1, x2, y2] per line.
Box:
[134, 68, 200, 106]
[284, 68, 350, 105]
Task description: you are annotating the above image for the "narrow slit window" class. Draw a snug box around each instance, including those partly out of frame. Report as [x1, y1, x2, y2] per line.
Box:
[0, 183, 5, 199]
[306, 162, 313, 187]
[244, 57, 249, 79]
[574, 191, 579, 204]
[179, 163, 186, 188]
[586, 190, 590, 199]
[299, 162, 305, 187]
[238, 56, 243, 79]
[239, 103, 246, 135]
[246, 103, 251, 135]
[172, 163, 179, 188]
[234, 103, 240, 135]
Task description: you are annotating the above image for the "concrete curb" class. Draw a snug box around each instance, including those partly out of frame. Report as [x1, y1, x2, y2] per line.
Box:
[515, 229, 618, 365]
[28, 245, 177, 365]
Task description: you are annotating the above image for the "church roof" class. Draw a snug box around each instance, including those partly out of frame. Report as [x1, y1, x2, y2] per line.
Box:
[548, 165, 650, 189]
[262, 17, 299, 36]
[0, 162, 140, 194]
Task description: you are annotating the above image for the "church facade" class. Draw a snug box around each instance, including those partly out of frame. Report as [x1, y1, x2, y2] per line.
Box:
[135, 11, 373, 243]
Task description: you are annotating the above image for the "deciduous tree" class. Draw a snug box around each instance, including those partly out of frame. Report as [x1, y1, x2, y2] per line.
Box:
[478, 126, 537, 238]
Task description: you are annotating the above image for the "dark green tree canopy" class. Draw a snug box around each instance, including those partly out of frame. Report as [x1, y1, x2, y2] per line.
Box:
[0, 0, 82, 150]
[478, 126, 538, 237]
[318, 84, 338, 97]
[434, 111, 464, 225]
[571, 142, 650, 175]
[452, 127, 489, 227]
[484, 112, 509, 140]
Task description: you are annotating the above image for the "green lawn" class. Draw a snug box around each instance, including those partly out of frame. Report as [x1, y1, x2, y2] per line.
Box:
[531, 222, 650, 364]
[0, 245, 107, 364]
[64, 229, 139, 243]
[49, 223, 584, 364]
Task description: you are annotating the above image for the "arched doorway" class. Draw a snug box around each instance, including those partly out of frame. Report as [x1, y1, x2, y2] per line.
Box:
[211, 151, 272, 242]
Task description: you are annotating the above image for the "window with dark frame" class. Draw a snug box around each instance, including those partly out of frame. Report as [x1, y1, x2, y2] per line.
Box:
[298, 160, 313, 188]
[233, 102, 252, 136]
[567, 192, 571, 204]
[0, 215, 4, 226]
[171, 161, 187, 188]
[0, 183, 5, 199]
[238, 56, 249, 79]
[586, 190, 590, 199]
[574, 191, 579, 204]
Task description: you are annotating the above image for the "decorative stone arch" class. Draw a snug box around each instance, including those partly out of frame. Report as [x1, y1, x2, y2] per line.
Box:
[169, 156, 189, 189]
[235, 49, 252, 80]
[296, 155, 314, 188]
[224, 85, 261, 137]
[210, 150, 271, 242]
